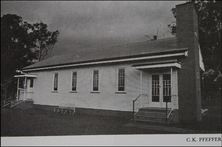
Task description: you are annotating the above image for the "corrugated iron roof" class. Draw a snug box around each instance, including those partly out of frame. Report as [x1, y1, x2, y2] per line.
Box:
[24, 37, 181, 70]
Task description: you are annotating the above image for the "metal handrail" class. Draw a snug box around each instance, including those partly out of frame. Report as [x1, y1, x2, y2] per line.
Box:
[3, 97, 14, 107]
[165, 95, 177, 122]
[10, 99, 24, 108]
[166, 100, 169, 122]
[133, 94, 147, 118]
[167, 108, 174, 118]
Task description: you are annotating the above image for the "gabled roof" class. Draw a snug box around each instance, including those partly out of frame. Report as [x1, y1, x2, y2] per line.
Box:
[23, 37, 186, 71]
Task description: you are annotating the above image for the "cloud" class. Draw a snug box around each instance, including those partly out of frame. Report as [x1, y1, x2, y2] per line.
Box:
[1, 1, 184, 57]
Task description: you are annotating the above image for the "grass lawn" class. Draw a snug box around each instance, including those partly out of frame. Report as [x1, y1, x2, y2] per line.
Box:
[167, 100, 221, 132]
[1, 99, 221, 136]
[1, 107, 170, 136]
[168, 108, 221, 132]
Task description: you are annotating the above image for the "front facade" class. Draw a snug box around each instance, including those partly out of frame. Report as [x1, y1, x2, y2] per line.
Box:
[20, 52, 186, 112]
[14, 2, 204, 122]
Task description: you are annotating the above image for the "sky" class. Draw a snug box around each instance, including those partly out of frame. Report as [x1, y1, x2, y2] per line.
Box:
[1, 1, 185, 58]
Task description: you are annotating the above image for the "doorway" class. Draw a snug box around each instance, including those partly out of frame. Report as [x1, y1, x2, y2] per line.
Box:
[150, 73, 171, 108]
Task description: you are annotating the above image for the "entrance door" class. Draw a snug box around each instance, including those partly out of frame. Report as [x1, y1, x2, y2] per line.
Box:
[151, 73, 171, 108]
[26, 78, 34, 100]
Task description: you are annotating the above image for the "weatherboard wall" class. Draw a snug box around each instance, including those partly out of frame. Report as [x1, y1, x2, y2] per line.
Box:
[28, 62, 145, 112]
[27, 59, 179, 112]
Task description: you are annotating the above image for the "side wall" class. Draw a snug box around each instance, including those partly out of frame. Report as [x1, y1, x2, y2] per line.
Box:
[29, 63, 142, 112]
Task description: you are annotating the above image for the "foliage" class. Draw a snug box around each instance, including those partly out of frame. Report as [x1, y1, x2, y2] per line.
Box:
[168, 1, 221, 72]
[1, 14, 34, 76]
[168, 1, 221, 101]
[1, 14, 59, 99]
[194, 1, 221, 72]
[1, 14, 34, 99]
[30, 22, 59, 62]
[193, 1, 221, 101]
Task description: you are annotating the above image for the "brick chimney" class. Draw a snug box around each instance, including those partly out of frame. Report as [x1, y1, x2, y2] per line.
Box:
[176, 2, 202, 122]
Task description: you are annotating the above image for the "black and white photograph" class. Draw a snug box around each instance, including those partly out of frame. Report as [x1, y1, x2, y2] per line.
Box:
[1, 1, 221, 146]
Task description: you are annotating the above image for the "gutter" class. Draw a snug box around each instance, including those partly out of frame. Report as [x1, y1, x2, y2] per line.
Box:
[23, 49, 188, 72]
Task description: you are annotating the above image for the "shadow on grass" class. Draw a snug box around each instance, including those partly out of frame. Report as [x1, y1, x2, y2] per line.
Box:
[168, 100, 221, 133]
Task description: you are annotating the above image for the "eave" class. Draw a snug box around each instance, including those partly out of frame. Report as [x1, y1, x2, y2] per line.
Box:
[23, 48, 188, 72]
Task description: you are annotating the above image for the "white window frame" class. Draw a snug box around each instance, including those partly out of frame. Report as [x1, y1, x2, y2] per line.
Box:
[91, 69, 100, 92]
[116, 67, 126, 94]
[70, 71, 77, 92]
[52, 72, 58, 92]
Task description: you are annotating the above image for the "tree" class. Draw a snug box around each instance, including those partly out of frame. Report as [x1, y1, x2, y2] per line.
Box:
[168, 1, 221, 101]
[1, 14, 35, 100]
[30, 22, 59, 62]
[195, 1, 221, 72]
[1, 14, 59, 100]
[168, 1, 221, 72]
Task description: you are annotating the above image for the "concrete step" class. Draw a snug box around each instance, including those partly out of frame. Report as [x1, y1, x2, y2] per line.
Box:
[132, 118, 170, 124]
[139, 107, 171, 113]
[133, 107, 172, 123]
[135, 111, 167, 118]
[134, 116, 166, 122]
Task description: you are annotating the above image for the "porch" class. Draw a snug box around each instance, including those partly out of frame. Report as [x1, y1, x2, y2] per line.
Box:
[14, 73, 37, 102]
[131, 61, 180, 123]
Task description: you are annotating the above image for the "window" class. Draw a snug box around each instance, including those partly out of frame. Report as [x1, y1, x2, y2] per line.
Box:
[163, 74, 171, 102]
[93, 70, 99, 91]
[53, 73, 58, 91]
[152, 75, 160, 102]
[71, 72, 77, 91]
[30, 79, 34, 88]
[118, 68, 125, 91]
